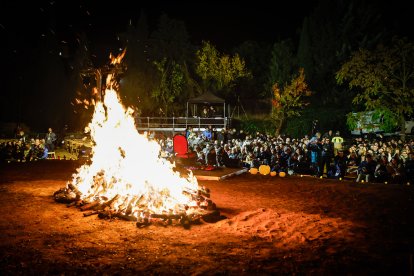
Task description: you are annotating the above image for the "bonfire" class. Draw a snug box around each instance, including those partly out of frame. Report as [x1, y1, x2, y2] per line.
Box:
[54, 53, 219, 228]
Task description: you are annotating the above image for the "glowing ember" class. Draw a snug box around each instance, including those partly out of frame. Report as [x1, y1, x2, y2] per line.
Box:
[54, 53, 218, 227]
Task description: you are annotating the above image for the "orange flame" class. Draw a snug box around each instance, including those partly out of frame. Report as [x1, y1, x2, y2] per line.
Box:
[110, 48, 126, 65]
[68, 81, 200, 218]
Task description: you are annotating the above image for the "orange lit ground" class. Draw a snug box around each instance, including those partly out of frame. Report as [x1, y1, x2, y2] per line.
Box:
[0, 161, 413, 275]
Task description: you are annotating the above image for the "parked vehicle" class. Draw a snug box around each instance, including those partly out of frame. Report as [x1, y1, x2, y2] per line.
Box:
[404, 119, 414, 134]
[350, 111, 382, 135]
[350, 111, 414, 136]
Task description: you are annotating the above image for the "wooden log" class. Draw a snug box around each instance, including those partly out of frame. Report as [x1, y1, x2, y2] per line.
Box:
[197, 189, 210, 198]
[102, 194, 120, 209]
[83, 211, 99, 217]
[114, 213, 137, 221]
[66, 200, 82, 207]
[80, 201, 100, 211]
[201, 210, 225, 223]
[136, 217, 150, 228]
[116, 196, 130, 213]
[180, 216, 191, 229]
[125, 201, 134, 215]
[66, 202, 76, 207]
[98, 210, 114, 219]
[53, 188, 78, 203]
[150, 213, 185, 220]
[67, 183, 80, 194]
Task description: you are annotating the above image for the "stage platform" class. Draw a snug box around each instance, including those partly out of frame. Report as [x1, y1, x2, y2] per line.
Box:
[191, 167, 248, 181]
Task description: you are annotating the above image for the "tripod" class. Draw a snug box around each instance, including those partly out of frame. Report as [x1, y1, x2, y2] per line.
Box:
[231, 96, 248, 119]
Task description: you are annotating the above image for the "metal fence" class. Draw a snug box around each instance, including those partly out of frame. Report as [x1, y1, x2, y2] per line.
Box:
[134, 117, 230, 132]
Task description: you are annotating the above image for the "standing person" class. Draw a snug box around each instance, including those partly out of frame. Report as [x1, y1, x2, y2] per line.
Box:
[185, 126, 194, 140]
[17, 130, 28, 144]
[320, 137, 333, 177]
[307, 136, 322, 176]
[45, 127, 57, 152]
[209, 105, 216, 117]
[331, 131, 344, 156]
[322, 130, 334, 140]
[202, 106, 209, 118]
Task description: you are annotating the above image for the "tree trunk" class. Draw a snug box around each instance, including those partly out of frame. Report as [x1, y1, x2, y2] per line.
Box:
[400, 118, 406, 141]
[274, 113, 285, 136]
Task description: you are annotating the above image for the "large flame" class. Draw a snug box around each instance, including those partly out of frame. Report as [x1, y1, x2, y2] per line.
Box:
[68, 80, 201, 219]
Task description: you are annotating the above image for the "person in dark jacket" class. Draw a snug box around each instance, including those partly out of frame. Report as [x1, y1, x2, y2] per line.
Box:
[45, 127, 57, 152]
[356, 154, 377, 183]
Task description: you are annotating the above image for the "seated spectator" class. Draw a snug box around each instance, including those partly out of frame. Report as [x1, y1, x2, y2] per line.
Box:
[241, 150, 254, 169]
[194, 146, 205, 166]
[205, 146, 217, 166]
[257, 146, 271, 166]
[356, 154, 377, 183]
[287, 153, 299, 175]
[404, 152, 414, 183]
[386, 156, 404, 184]
[374, 155, 389, 183]
[216, 147, 228, 167]
[29, 138, 45, 161]
[333, 149, 348, 179]
[346, 150, 360, 177]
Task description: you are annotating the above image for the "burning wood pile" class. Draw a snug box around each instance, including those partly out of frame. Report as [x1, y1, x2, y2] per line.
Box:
[54, 53, 222, 228]
[54, 174, 220, 228]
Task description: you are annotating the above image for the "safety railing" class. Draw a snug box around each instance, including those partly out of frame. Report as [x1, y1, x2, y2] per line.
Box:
[134, 117, 230, 132]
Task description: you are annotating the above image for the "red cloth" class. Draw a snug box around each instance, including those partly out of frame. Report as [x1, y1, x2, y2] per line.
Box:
[173, 134, 195, 159]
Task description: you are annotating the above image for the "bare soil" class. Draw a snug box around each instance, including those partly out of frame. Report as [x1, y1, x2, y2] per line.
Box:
[1, 160, 413, 275]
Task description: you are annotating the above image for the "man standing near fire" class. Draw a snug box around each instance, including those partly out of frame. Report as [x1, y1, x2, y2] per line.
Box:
[45, 127, 57, 152]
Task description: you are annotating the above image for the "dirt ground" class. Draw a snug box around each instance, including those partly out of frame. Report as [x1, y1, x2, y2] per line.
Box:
[0, 161, 413, 275]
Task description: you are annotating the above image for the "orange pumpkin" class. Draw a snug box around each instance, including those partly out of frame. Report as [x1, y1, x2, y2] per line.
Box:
[250, 168, 258, 175]
[259, 165, 271, 175]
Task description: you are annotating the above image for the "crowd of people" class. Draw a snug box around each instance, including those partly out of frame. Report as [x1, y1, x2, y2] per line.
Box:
[0, 128, 57, 162]
[158, 126, 414, 184]
[2, 124, 413, 184]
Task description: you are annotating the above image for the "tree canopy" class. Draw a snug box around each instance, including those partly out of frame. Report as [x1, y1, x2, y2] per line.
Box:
[271, 68, 312, 135]
[195, 41, 251, 99]
[336, 37, 414, 134]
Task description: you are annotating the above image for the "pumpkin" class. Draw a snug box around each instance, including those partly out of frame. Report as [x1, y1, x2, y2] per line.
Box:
[250, 168, 258, 174]
[259, 165, 271, 175]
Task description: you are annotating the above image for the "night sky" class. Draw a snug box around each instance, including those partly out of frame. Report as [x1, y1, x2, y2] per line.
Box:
[1, 0, 412, 76]
[1, 0, 319, 63]
[0, 0, 412, 132]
